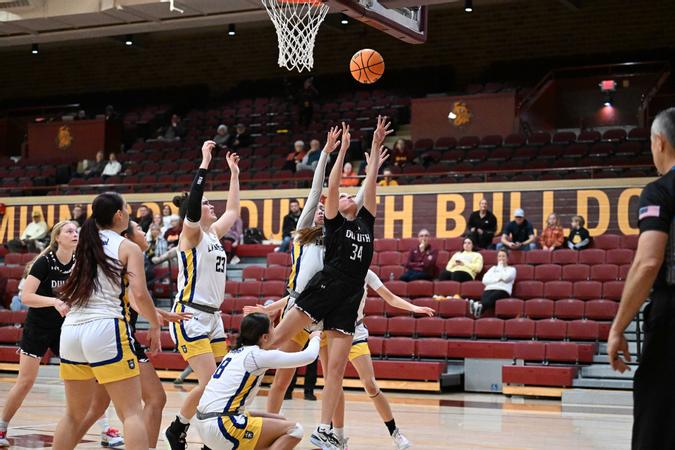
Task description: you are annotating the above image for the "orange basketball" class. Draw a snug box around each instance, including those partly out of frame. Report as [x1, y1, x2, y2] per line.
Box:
[350, 49, 385, 84]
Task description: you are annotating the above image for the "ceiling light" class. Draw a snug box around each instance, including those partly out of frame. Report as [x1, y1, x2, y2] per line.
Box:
[31, 43, 38, 55]
[341, 14, 349, 25]
[464, 0, 473, 12]
[228, 24, 236, 36]
[125, 35, 134, 46]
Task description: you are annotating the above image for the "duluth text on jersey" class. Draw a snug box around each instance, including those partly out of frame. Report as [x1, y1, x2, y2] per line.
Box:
[345, 229, 372, 243]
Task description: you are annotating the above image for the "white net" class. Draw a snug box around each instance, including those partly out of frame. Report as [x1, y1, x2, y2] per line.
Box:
[261, 0, 329, 72]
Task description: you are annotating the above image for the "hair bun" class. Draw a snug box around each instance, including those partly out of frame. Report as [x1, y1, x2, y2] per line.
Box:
[172, 193, 188, 208]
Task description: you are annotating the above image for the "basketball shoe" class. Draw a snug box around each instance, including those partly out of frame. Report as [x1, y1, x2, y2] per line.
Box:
[100, 427, 124, 448]
[392, 428, 411, 450]
[309, 426, 342, 450]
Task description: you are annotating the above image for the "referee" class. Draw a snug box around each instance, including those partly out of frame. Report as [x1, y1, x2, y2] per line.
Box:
[608, 107, 675, 450]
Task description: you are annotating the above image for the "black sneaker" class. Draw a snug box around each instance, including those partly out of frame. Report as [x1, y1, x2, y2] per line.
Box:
[304, 392, 317, 401]
[165, 421, 189, 450]
[310, 427, 342, 450]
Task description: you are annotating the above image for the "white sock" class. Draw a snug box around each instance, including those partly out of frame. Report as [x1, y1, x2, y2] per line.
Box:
[0, 420, 8, 430]
[177, 414, 190, 425]
[318, 423, 331, 433]
[334, 428, 344, 440]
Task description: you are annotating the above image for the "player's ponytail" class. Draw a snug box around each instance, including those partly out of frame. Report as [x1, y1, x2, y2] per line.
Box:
[294, 226, 323, 246]
[173, 193, 189, 220]
[235, 313, 271, 349]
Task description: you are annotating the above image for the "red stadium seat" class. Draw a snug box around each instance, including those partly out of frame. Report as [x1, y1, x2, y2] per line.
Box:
[585, 300, 618, 320]
[619, 264, 631, 280]
[480, 250, 498, 265]
[239, 281, 262, 297]
[546, 342, 578, 363]
[606, 249, 634, 265]
[0, 327, 21, 344]
[513, 341, 546, 361]
[242, 265, 265, 281]
[574, 281, 603, 300]
[603, 281, 625, 301]
[415, 317, 445, 338]
[364, 298, 385, 316]
[590, 264, 619, 281]
[265, 266, 290, 281]
[562, 264, 590, 282]
[416, 338, 448, 359]
[552, 250, 579, 265]
[225, 280, 240, 297]
[220, 298, 236, 314]
[525, 250, 552, 265]
[380, 265, 404, 281]
[514, 264, 534, 280]
[378, 251, 401, 266]
[363, 316, 388, 336]
[384, 337, 415, 358]
[460, 281, 484, 299]
[535, 264, 562, 281]
[507, 251, 526, 265]
[407, 280, 434, 298]
[267, 253, 291, 266]
[513, 281, 543, 299]
[412, 298, 441, 315]
[554, 299, 585, 320]
[388, 316, 415, 337]
[593, 234, 621, 250]
[544, 281, 573, 300]
[495, 298, 524, 319]
[567, 320, 599, 341]
[368, 337, 384, 357]
[621, 234, 639, 250]
[439, 299, 468, 318]
[505, 318, 535, 339]
[261, 281, 286, 298]
[4, 253, 22, 265]
[221, 314, 232, 331]
[384, 281, 407, 297]
[397, 238, 418, 251]
[535, 319, 567, 340]
[233, 297, 259, 314]
[434, 281, 461, 297]
[374, 239, 398, 252]
[445, 237, 465, 252]
[579, 249, 606, 265]
[445, 317, 474, 338]
[475, 318, 504, 339]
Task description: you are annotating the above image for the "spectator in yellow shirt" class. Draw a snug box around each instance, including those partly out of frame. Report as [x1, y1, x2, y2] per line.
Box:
[439, 238, 484, 282]
[378, 168, 399, 187]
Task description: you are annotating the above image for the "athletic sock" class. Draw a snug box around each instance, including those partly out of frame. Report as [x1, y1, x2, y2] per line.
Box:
[385, 419, 397, 436]
[177, 414, 190, 425]
[334, 428, 345, 441]
[318, 423, 332, 433]
[0, 420, 8, 431]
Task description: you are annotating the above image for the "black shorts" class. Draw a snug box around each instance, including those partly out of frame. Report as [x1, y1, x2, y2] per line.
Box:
[294, 268, 364, 334]
[20, 323, 60, 358]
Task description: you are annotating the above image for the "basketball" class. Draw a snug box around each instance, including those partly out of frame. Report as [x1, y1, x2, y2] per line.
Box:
[350, 49, 385, 84]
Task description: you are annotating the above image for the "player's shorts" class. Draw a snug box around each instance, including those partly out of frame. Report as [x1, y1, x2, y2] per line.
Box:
[283, 295, 324, 348]
[294, 267, 364, 335]
[349, 322, 371, 361]
[20, 322, 61, 358]
[60, 318, 139, 384]
[170, 302, 228, 361]
[194, 412, 263, 450]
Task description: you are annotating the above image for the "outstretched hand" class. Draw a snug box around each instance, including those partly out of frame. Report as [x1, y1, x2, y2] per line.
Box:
[323, 126, 341, 154]
[373, 115, 393, 148]
[226, 151, 240, 176]
[608, 329, 632, 373]
[201, 140, 216, 167]
[365, 146, 390, 170]
[340, 122, 351, 153]
[413, 306, 436, 317]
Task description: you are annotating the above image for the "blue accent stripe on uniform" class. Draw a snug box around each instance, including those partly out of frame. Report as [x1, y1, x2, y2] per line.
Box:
[189, 248, 197, 303]
[211, 337, 227, 343]
[217, 417, 240, 449]
[352, 339, 368, 346]
[60, 358, 89, 365]
[178, 250, 189, 301]
[229, 414, 248, 430]
[236, 375, 258, 412]
[176, 303, 209, 343]
[224, 372, 250, 413]
[90, 319, 123, 367]
[290, 245, 303, 291]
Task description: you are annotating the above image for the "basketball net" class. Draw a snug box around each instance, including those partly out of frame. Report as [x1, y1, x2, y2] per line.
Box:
[261, 0, 329, 72]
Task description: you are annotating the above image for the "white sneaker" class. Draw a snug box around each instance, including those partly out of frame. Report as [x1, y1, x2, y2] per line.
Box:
[309, 427, 342, 450]
[101, 427, 124, 448]
[473, 302, 483, 318]
[340, 436, 350, 450]
[392, 428, 411, 450]
[0, 428, 9, 447]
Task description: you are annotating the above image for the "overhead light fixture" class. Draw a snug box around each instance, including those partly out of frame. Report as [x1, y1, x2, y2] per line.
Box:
[464, 0, 473, 12]
[340, 14, 349, 25]
[599, 79, 617, 107]
[31, 43, 38, 55]
[125, 35, 134, 46]
[228, 24, 236, 36]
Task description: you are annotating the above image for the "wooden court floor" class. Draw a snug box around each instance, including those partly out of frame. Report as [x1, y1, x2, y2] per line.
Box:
[0, 376, 632, 449]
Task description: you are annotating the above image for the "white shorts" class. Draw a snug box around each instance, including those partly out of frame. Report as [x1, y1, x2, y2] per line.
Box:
[60, 318, 139, 384]
[194, 413, 263, 450]
[353, 322, 369, 345]
[170, 303, 228, 361]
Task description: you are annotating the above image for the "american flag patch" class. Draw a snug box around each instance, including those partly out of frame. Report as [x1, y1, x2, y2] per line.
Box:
[639, 205, 660, 220]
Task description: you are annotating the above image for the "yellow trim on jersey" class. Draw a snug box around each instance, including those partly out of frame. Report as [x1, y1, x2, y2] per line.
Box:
[349, 342, 371, 361]
[287, 241, 302, 291]
[180, 249, 196, 303]
[217, 413, 262, 450]
[228, 374, 259, 413]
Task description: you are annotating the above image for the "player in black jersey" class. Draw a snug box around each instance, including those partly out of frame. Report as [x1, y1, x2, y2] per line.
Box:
[0, 221, 78, 447]
[269, 116, 392, 449]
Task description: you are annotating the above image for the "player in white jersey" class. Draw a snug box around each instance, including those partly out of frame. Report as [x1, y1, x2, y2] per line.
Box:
[53, 192, 162, 450]
[195, 313, 318, 450]
[166, 141, 242, 450]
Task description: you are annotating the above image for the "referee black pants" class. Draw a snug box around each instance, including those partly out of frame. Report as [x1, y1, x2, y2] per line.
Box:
[632, 299, 675, 450]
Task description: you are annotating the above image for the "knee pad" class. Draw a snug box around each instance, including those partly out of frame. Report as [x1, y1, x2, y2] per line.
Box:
[287, 422, 304, 439]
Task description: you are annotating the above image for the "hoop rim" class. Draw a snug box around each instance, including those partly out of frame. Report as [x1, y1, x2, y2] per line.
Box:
[276, 0, 323, 4]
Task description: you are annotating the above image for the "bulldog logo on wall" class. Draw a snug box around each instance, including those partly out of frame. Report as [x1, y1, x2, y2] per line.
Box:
[449, 101, 472, 127]
[56, 125, 73, 150]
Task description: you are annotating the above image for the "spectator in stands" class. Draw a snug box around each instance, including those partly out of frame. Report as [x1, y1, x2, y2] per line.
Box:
[101, 152, 122, 179]
[567, 215, 590, 250]
[223, 217, 243, 264]
[467, 198, 498, 250]
[164, 218, 182, 248]
[157, 114, 186, 141]
[228, 123, 252, 149]
[299, 77, 319, 127]
[146, 224, 168, 261]
[7, 210, 49, 252]
[378, 168, 398, 186]
[296, 139, 322, 172]
[276, 199, 302, 253]
[439, 238, 484, 282]
[497, 208, 536, 251]
[145, 214, 164, 240]
[10, 275, 28, 312]
[540, 212, 565, 251]
[134, 205, 154, 233]
[161, 204, 179, 230]
[340, 162, 360, 187]
[104, 105, 118, 121]
[400, 228, 438, 281]
[472, 249, 515, 317]
[213, 124, 231, 148]
[83, 150, 106, 178]
[70, 204, 86, 229]
[392, 139, 410, 168]
[284, 141, 306, 172]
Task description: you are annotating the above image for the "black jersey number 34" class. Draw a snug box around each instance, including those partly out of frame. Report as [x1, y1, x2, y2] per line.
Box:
[350, 243, 363, 261]
[215, 256, 226, 273]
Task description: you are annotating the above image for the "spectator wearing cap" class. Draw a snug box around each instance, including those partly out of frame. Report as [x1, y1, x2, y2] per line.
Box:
[296, 139, 322, 172]
[467, 198, 498, 249]
[400, 229, 438, 281]
[284, 140, 306, 172]
[7, 210, 49, 252]
[213, 124, 231, 148]
[228, 124, 252, 149]
[497, 208, 536, 251]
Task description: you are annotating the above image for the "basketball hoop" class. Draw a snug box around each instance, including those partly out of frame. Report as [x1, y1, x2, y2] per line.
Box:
[261, 0, 329, 72]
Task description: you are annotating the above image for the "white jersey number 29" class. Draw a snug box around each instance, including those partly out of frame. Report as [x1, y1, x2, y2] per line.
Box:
[350, 243, 363, 261]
